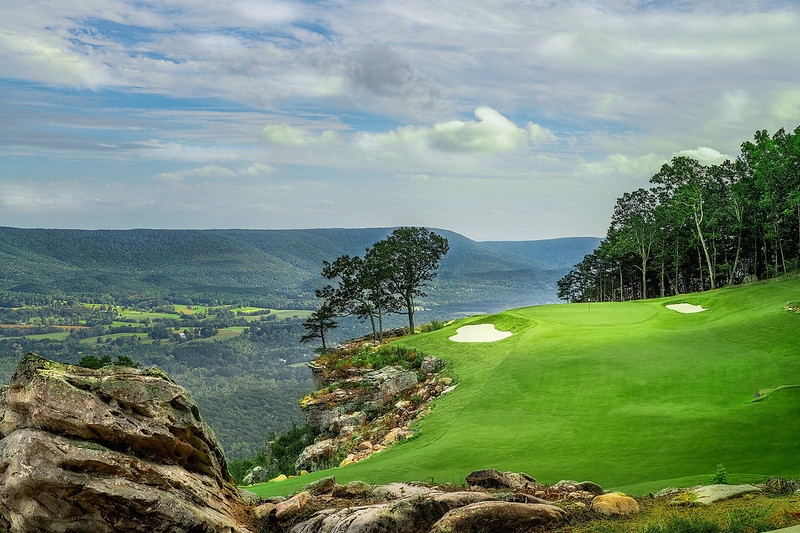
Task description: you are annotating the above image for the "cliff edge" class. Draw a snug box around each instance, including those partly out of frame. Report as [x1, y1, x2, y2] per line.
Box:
[0, 353, 252, 532]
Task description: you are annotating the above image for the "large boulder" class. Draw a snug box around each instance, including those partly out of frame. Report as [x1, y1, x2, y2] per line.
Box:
[430, 501, 565, 532]
[0, 353, 251, 532]
[465, 469, 543, 491]
[690, 484, 762, 505]
[295, 438, 338, 472]
[591, 492, 640, 516]
[420, 356, 446, 374]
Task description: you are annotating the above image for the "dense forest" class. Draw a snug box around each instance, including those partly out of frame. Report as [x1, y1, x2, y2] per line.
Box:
[558, 126, 800, 302]
[0, 228, 598, 315]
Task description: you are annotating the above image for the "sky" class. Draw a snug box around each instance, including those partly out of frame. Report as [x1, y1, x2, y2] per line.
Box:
[1, 0, 799, 241]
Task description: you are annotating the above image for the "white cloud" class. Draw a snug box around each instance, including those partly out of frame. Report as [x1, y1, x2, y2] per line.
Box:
[527, 123, 557, 144]
[352, 106, 536, 154]
[240, 163, 276, 176]
[675, 147, 731, 165]
[426, 106, 527, 153]
[152, 163, 280, 182]
[581, 153, 666, 177]
[261, 124, 341, 146]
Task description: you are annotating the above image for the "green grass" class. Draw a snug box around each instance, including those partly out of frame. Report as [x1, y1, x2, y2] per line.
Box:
[78, 332, 150, 345]
[229, 306, 267, 314]
[251, 278, 800, 498]
[118, 310, 180, 320]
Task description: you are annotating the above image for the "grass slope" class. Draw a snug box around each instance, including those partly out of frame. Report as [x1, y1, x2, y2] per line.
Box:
[253, 278, 800, 497]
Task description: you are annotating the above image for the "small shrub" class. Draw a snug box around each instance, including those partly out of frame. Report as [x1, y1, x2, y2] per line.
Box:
[419, 319, 447, 333]
[711, 463, 728, 484]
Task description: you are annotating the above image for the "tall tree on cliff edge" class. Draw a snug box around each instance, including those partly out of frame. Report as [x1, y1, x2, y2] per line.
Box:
[371, 227, 449, 334]
[300, 304, 337, 350]
[318, 253, 402, 343]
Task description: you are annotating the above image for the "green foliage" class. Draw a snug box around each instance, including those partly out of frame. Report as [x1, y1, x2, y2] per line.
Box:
[725, 508, 773, 533]
[229, 423, 319, 483]
[419, 319, 447, 333]
[0, 227, 594, 317]
[317, 345, 424, 375]
[269, 424, 319, 475]
[711, 464, 728, 485]
[78, 354, 140, 369]
[560, 124, 800, 303]
[641, 515, 721, 533]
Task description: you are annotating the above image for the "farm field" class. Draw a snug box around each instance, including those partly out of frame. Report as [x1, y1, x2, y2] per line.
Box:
[253, 278, 800, 497]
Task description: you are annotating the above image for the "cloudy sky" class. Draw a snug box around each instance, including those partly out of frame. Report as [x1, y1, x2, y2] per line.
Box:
[2, 0, 799, 241]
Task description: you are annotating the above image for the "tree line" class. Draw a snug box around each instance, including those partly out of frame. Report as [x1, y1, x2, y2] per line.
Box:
[558, 125, 800, 303]
[302, 227, 449, 348]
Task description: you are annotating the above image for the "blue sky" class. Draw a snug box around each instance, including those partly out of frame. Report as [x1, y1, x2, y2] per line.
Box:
[1, 0, 799, 240]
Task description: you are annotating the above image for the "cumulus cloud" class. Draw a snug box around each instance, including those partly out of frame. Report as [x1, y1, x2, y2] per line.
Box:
[154, 163, 274, 181]
[353, 106, 539, 154]
[262, 107, 553, 164]
[675, 147, 731, 165]
[426, 107, 527, 153]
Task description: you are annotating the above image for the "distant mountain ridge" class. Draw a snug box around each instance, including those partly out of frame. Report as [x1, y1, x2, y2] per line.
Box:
[481, 237, 603, 269]
[0, 227, 600, 313]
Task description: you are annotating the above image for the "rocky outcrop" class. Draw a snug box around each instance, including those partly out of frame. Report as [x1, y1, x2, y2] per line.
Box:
[0, 353, 251, 533]
[295, 438, 338, 472]
[281, 474, 566, 533]
[297, 362, 452, 473]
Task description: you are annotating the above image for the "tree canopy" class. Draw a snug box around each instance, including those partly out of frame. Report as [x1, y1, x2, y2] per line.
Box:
[306, 227, 449, 345]
[559, 125, 800, 303]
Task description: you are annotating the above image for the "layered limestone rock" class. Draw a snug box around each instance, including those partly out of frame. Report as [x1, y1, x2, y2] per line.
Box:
[0, 353, 251, 533]
[284, 474, 566, 533]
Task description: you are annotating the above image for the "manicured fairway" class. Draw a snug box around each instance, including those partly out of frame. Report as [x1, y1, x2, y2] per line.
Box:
[252, 278, 800, 497]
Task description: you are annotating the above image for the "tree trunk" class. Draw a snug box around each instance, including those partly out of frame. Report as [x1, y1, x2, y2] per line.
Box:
[368, 308, 377, 343]
[729, 233, 741, 285]
[406, 296, 415, 334]
[640, 256, 648, 300]
[697, 246, 704, 291]
[377, 297, 384, 343]
[693, 209, 715, 289]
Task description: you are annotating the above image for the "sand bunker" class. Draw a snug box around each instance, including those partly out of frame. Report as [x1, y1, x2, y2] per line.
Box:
[666, 303, 707, 314]
[449, 324, 513, 343]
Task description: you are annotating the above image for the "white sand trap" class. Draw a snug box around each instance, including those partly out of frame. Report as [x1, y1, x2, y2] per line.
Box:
[666, 303, 707, 314]
[449, 324, 513, 343]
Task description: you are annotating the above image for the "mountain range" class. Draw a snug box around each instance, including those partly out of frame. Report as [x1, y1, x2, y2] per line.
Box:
[0, 227, 600, 313]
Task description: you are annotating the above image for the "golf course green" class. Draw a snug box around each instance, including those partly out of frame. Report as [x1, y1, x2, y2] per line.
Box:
[251, 278, 800, 497]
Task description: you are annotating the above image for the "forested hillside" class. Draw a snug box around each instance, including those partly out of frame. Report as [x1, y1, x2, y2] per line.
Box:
[0, 228, 595, 313]
[558, 126, 800, 302]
